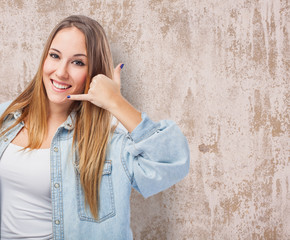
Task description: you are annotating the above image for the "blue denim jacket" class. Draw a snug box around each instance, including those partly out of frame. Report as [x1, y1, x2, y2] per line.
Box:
[0, 101, 190, 240]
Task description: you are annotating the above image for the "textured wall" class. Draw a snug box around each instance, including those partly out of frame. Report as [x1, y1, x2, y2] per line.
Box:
[0, 0, 289, 239]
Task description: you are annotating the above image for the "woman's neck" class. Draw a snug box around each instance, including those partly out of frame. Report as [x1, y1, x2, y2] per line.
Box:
[46, 102, 71, 124]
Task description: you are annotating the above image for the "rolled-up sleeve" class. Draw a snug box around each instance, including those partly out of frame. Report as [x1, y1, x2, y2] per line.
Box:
[121, 113, 190, 198]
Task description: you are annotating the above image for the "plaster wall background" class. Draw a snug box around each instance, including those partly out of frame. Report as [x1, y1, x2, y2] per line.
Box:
[0, 0, 289, 239]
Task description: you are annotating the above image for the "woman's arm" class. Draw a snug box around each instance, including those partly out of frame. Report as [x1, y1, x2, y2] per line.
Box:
[69, 64, 190, 196]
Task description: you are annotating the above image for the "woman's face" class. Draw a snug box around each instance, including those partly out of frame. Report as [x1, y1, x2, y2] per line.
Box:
[42, 27, 88, 109]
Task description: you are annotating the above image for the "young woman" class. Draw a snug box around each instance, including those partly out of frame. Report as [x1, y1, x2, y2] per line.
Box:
[0, 15, 190, 239]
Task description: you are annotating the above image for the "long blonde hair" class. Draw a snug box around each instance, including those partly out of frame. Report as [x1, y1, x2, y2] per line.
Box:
[0, 15, 114, 219]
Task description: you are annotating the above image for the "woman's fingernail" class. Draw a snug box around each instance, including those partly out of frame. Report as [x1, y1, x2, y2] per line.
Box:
[120, 64, 124, 69]
[67, 95, 71, 98]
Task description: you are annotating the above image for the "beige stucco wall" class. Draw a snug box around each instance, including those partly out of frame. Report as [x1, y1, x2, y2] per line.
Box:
[0, 0, 289, 239]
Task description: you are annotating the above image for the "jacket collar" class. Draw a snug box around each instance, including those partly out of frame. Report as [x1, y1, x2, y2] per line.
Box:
[62, 111, 76, 130]
[11, 109, 76, 130]
[13, 110, 22, 119]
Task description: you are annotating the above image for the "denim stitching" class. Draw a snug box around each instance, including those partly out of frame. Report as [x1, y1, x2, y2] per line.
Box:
[77, 160, 115, 223]
[120, 134, 134, 184]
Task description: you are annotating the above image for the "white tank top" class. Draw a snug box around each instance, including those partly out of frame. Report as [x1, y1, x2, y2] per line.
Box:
[0, 143, 53, 239]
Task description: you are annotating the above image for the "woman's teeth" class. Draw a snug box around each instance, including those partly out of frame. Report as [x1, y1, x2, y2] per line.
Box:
[52, 81, 71, 89]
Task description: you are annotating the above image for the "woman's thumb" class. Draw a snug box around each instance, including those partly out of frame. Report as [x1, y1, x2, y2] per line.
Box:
[113, 63, 124, 86]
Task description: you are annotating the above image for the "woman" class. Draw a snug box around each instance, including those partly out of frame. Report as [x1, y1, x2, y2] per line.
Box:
[0, 15, 189, 239]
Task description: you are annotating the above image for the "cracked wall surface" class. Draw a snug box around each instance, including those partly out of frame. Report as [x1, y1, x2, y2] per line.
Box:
[0, 0, 289, 239]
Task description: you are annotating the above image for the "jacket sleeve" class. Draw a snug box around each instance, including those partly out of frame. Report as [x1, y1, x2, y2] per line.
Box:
[121, 113, 190, 198]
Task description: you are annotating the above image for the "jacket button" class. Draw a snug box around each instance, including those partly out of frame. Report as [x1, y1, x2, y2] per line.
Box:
[54, 183, 60, 188]
[4, 137, 8, 142]
[53, 147, 58, 152]
[55, 220, 60, 225]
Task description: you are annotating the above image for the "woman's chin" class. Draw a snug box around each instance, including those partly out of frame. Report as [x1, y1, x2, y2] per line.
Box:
[47, 97, 72, 108]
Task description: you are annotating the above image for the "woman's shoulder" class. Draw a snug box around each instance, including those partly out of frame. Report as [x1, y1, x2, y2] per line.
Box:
[0, 101, 12, 116]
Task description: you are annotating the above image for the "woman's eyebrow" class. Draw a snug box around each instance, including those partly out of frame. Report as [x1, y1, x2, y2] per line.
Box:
[50, 48, 61, 53]
[50, 48, 87, 57]
[73, 54, 87, 58]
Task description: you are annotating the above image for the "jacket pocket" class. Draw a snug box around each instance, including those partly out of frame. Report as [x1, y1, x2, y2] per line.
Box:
[76, 160, 115, 222]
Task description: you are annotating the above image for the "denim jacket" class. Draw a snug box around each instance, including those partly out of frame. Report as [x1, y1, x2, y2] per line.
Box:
[0, 101, 190, 240]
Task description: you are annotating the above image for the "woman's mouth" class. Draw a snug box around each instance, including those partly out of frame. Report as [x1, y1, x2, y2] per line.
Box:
[51, 80, 72, 90]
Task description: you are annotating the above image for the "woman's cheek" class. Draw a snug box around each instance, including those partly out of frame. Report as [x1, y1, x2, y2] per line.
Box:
[43, 58, 53, 75]
[75, 72, 87, 93]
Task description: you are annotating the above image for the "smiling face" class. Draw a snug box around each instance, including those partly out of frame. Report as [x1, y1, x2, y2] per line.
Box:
[42, 27, 88, 110]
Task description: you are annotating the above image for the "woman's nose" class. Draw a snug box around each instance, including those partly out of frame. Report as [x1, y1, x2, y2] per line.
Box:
[55, 61, 69, 79]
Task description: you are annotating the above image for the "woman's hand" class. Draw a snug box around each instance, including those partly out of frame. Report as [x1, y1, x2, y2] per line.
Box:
[68, 63, 123, 112]
[68, 63, 142, 132]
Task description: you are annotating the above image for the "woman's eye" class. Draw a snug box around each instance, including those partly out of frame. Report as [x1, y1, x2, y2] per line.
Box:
[73, 60, 85, 66]
[49, 53, 59, 59]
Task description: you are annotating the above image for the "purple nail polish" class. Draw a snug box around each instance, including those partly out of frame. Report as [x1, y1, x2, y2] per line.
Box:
[120, 64, 124, 69]
[67, 95, 71, 98]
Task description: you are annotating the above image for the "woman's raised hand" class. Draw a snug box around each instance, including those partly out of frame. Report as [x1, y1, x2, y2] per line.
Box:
[67, 63, 123, 111]
[68, 63, 141, 132]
